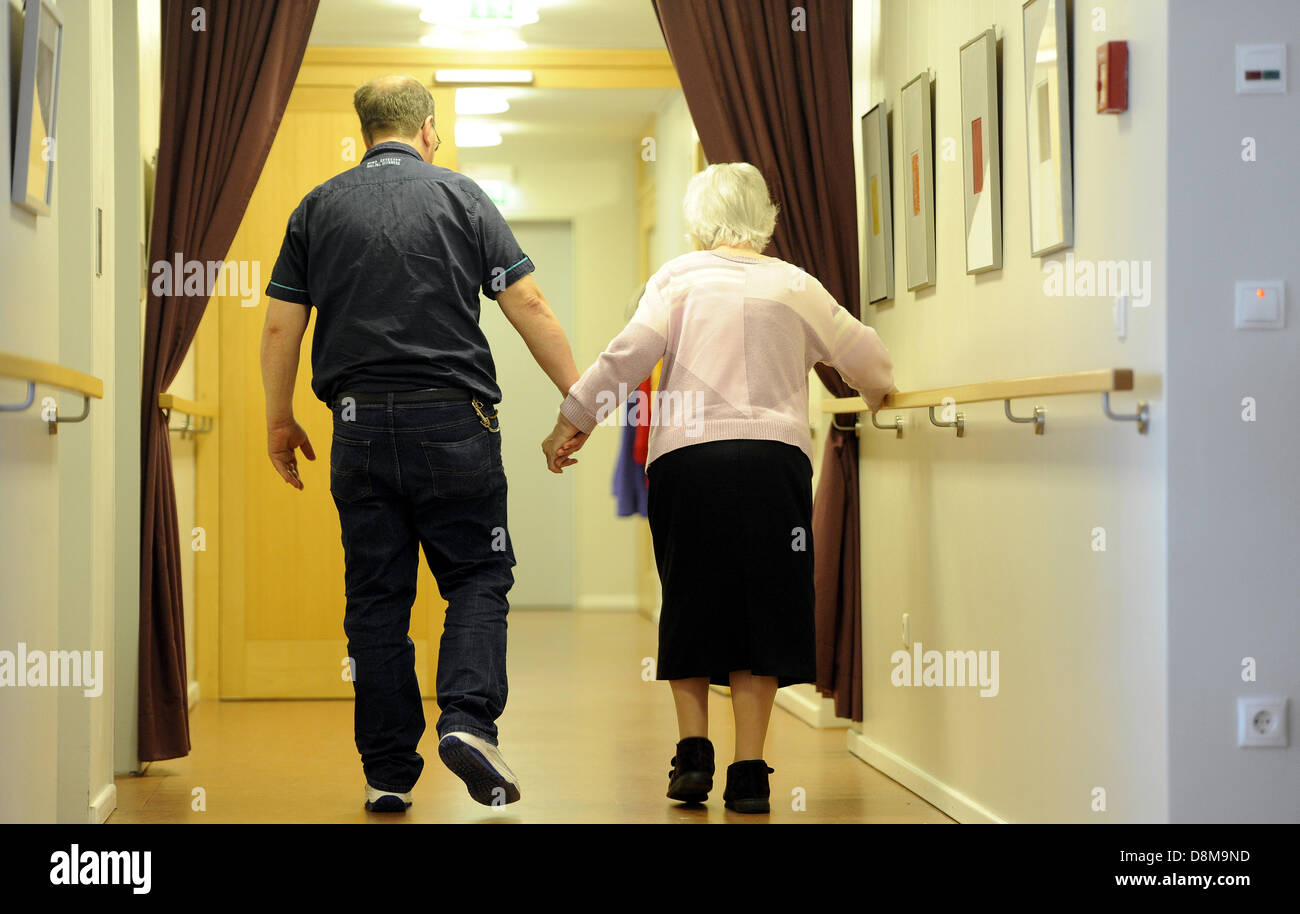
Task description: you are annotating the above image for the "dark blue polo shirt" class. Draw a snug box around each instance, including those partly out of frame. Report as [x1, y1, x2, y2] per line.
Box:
[265, 141, 534, 405]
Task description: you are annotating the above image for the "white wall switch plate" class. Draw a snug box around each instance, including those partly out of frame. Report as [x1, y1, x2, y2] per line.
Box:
[1234, 280, 1285, 329]
[1236, 44, 1287, 94]
[1237, 697, 1289, 747]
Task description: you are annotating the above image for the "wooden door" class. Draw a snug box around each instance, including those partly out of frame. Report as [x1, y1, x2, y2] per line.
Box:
[212, 85, 459, 698]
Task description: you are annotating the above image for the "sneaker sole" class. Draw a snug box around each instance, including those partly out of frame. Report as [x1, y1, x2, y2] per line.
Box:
[438, 736, 522, 807]
[724, 798, 771, 814]
[364, 795, 411, 813]
[667, 771, 713, 803]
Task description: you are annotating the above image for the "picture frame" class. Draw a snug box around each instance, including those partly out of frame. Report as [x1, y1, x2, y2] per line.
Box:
[861, 101, 894, 304]
[900, 71, 936, 291]
[960, 28, 1003, 273]
[10, 0, 64, 216]
[1022, 0, 1073, 255]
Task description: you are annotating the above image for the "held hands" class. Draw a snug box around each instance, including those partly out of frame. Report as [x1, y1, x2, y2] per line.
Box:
[542, 413, 588, 474]
[267, 418, 316, 489]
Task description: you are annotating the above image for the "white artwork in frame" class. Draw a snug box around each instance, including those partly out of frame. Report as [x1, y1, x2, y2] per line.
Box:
[861, 102, 894, 304]
[900, 71, 936, 291]
[10, 0, 64, 216]
[1022, 0, 1074, 255]
[960, 28, 1003, 273]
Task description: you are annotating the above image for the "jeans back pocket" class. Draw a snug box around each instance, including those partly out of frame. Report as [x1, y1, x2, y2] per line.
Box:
[420, 431, 499, 499]
[330, 436, 373, 504]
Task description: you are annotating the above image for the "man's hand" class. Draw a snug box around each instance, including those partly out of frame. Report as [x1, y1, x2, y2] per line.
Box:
[267, 419, 316, 489]
[542, 414, 588, 474]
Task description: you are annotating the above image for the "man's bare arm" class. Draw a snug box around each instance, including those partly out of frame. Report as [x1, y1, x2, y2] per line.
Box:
[260, 297, 315, 489]
[497, 274, 580, 396]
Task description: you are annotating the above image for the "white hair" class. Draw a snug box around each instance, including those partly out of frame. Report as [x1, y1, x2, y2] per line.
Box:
[682, 162, 778, 252]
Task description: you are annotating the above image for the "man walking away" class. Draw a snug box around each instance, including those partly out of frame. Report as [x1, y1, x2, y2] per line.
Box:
[259, 75, 580, 812]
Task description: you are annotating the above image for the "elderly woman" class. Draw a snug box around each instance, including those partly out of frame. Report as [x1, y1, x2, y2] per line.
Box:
[542, 163, 894, 813]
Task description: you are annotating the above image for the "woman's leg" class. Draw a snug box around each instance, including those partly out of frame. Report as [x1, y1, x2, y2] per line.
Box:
[729, 670, 778, 760]
[669, 677, 711, 739]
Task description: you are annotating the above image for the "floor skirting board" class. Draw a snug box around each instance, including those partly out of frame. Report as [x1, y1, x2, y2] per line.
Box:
[774, 684, 852, 729]
[89, 783, 117, 824]
[846, 729, 1005, 824]
[575, 594, 639, 612]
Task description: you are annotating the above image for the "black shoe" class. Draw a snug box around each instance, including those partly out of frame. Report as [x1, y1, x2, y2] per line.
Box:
[723, 760, 774, 813]
[666, 737, 715, 803]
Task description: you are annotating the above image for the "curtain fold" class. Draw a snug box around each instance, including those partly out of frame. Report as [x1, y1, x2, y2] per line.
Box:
[653, 0, 864, 720]
[139, 0, 318, 760]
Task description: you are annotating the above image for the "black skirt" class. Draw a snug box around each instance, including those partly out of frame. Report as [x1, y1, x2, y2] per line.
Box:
[647, 439, 816, 688]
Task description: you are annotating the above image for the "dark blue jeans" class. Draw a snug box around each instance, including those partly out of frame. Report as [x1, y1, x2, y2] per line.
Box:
[329, 394, 515, 793]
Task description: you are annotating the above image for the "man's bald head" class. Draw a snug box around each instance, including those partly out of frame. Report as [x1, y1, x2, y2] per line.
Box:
[353, 75, 437, 146]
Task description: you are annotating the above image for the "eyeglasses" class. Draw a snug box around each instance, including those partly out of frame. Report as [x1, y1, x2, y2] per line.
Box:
[429, 117, 441, 154]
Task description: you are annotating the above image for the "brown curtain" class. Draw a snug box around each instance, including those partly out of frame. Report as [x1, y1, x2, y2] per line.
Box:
[139, 0, 318, 760]
[653, 0, 865, 720]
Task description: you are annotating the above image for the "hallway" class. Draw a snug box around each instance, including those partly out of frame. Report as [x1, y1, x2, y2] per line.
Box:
[109, 611, 953, 824]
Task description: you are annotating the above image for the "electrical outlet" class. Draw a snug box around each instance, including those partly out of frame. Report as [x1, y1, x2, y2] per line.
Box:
[1237, 697, 1289, 747]
[902, 613, 911, 648]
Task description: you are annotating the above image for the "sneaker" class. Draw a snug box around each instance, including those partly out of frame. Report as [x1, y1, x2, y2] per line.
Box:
[666, 736, 715, 803]
[438, 731, 521, 807]
[364, 784, 412, 813]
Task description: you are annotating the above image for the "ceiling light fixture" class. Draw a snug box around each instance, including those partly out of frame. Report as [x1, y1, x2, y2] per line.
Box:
[455, 120, 504, 147]
[435, 69, 534, 85]
[455, 88, 511, 116]
[419, 25, 526, 50]
[419, 0, 539, 31]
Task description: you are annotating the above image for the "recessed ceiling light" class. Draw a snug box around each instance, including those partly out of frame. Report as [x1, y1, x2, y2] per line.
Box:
[455, 120, 504, 148]
[419, 0, 539, 30]
[435, 69, 534, 85]
[455, 88, 511, 116]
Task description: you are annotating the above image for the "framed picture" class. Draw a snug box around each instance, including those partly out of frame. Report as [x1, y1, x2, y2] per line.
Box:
[960, 28, 1003, 273]
[861, 102, 894, 303]
[900, 71, 936, 290]
[1022, 0, 1073, 255]
[10, 0, 64, 216]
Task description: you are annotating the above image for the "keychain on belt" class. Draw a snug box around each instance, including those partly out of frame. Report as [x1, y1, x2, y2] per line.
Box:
[472, 398, 500, 433]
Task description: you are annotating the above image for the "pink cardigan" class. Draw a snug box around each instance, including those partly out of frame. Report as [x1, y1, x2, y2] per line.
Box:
[561, 250, 895, 468]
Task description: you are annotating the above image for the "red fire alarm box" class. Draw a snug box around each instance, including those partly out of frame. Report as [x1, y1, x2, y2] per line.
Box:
[1097, 41, 1128, 113]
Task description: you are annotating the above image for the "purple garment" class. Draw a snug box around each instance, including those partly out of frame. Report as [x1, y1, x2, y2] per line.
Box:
[612, 400, 649, 517]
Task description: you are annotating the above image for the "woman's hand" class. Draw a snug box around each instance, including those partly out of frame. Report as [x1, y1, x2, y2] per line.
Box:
[542, 414, 589, 474]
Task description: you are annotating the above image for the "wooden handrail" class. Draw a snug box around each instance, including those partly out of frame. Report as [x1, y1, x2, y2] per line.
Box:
[159, 393, 218, 419]
[0, 351, 104, 399]
[821, 369, 1134, 413]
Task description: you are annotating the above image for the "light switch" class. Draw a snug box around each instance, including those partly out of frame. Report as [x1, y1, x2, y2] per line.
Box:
[1236, 44, 1287, 94]
[1234, 281, 1285, 329]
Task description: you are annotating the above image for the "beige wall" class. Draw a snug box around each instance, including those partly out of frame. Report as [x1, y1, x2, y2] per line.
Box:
[852, 0, 1169, 822]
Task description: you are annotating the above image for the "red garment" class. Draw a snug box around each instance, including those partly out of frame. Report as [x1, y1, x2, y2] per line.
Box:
[632, 377, 652, 466]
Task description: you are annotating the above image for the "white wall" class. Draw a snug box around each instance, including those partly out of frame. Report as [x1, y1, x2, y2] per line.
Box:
[651, 91, 693, 271]
[1166, 0, 1300, 823]
[851, 0, 1169, 822]
[110, 0, 152, 775]
[1, 0, 131, 822]
[461, 134, 642, 610]
[0, 0, 63, 823]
